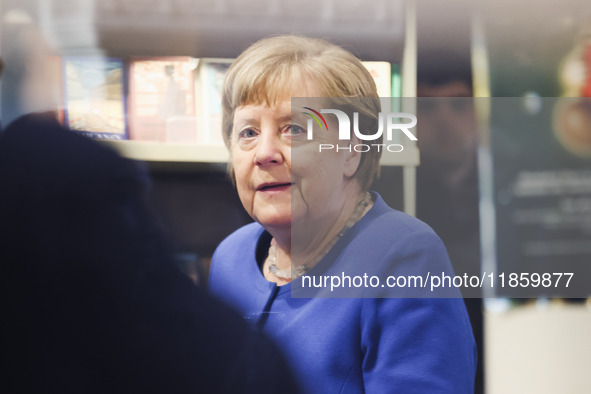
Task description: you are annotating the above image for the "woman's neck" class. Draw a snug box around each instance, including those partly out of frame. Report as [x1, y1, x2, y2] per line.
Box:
[265, 187, 373, 283]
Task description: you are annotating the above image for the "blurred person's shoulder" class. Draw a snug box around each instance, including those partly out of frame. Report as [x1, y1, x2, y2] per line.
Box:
[3, 113, 112, 155]
[0, 112, 147, 191]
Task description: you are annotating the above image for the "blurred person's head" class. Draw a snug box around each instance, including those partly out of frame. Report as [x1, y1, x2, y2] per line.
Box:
[417, 50, 476, 171]
[0, 9, 59, 125]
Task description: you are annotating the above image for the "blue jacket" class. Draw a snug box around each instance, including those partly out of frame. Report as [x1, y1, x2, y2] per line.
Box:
[210, 193, 476, 393]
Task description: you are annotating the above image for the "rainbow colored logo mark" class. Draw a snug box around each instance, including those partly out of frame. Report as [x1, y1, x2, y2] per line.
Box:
[303, 107, 328, 131]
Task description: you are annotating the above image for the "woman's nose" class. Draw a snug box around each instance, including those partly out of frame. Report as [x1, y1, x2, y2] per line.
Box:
[254, 132, 284, 166]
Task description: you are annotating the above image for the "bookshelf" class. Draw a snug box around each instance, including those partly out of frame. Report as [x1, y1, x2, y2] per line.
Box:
[7, 0, 419, 213]
[91, 0, 420, 180]
[100, 141, 229, 163]
[100, 140, 419, 167]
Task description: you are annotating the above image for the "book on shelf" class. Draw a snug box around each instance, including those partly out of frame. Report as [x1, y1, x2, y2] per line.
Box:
[361, 61, 392, 98]
[128, 57, 199, 143]
[194, 58, 233, 146]
[58, 56, 400, 155]
[62, 57, 127, 140]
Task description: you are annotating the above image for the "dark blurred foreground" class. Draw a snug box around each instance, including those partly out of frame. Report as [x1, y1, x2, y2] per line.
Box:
[0, 113, 298, 394]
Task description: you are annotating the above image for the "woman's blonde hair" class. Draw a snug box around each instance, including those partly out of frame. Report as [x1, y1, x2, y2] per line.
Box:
[222, 35, 382, 191]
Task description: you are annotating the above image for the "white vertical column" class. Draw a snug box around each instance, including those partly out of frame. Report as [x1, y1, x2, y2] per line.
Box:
[402, 0, 417, 216]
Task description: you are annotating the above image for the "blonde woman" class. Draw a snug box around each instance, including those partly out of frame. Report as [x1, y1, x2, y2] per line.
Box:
[209, 35, 476, 393]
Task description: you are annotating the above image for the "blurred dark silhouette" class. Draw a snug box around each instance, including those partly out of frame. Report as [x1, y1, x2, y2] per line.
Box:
[0, 113, 298, 394]
[416, 50, 484, 394]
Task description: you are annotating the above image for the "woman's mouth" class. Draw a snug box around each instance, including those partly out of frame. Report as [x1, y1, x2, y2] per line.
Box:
[257, 182, 293, 193]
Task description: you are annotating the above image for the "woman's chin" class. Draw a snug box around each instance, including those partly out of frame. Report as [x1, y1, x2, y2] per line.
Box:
[256, 215, 292, 231]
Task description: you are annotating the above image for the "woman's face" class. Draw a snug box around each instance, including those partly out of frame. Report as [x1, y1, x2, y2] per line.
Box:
[230, 96, 361, 232]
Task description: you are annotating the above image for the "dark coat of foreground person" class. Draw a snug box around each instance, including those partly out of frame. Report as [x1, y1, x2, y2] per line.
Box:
[0, 113, 299, 394]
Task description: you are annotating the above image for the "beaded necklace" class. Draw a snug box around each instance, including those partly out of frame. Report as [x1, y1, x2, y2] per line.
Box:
[268, 192, 373, 280]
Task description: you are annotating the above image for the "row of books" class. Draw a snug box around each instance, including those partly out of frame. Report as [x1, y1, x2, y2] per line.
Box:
[53, 56, 398, 145]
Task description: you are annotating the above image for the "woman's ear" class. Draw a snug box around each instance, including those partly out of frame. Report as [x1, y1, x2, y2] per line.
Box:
[343, 138, 362, 178]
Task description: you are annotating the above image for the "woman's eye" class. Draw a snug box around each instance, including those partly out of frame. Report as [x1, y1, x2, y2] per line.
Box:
[285, 124, 306, 137]
[238, 128, 258, 139]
